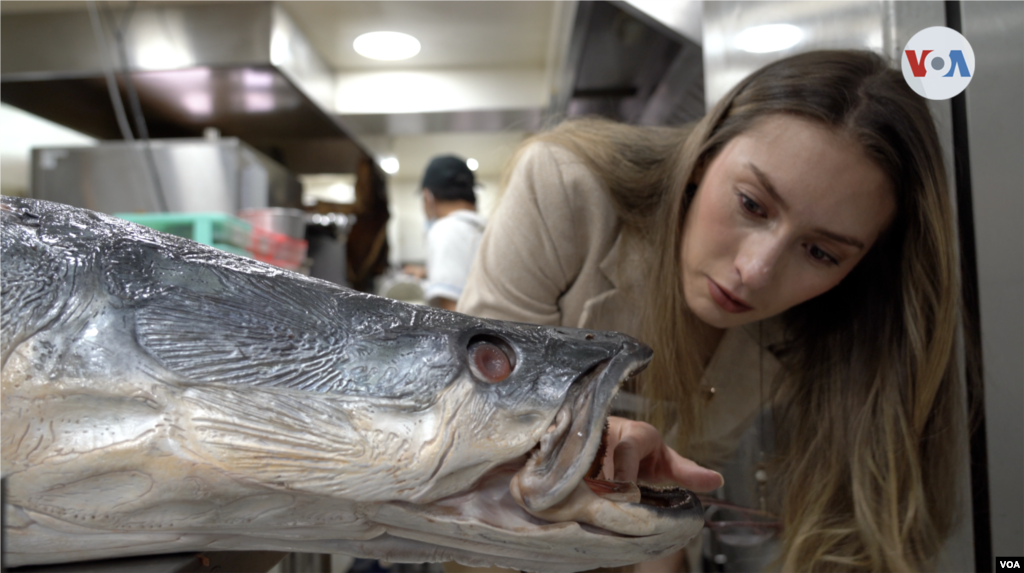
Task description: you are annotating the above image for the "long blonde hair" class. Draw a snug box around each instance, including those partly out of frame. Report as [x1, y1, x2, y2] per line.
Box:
[527, 50, 964, 571]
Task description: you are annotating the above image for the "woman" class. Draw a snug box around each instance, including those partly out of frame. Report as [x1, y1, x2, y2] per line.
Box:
[458, 50, 964, 571]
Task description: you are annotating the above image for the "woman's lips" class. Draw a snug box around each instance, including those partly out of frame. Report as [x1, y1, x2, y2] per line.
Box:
[707, 278, 753, 313]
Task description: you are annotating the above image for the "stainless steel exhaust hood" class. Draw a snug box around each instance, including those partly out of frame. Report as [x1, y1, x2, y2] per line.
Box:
[548, 0, 704, 127]
[1, 1, 371, 175]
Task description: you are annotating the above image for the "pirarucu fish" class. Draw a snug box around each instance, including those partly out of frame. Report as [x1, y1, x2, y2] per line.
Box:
[1, 196, 704, 571]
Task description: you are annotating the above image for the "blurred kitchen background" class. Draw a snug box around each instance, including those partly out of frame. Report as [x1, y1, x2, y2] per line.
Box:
[1, 2, 1020, 573]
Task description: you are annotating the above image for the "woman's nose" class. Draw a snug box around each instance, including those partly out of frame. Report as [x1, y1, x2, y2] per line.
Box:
[735, 235, 785, 290]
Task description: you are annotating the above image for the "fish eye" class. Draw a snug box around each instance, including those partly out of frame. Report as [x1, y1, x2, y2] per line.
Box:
[468, 335, 515, 383]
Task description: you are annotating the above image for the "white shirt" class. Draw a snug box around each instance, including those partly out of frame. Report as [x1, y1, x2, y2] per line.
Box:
[425, 209, 486, 304]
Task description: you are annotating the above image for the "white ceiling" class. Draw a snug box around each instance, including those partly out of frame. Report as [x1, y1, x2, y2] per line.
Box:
[275, 1, 561, 179]
[281, 1, 557, 71]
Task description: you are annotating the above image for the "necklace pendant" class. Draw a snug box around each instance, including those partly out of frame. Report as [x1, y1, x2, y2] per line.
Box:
[700, 385, 716, 402]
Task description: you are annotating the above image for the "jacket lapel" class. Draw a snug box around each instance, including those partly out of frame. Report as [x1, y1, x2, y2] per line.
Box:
[578, 233, 643, 338]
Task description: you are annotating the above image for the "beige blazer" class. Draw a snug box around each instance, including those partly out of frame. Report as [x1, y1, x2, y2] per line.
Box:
[458, 142, 782, 470]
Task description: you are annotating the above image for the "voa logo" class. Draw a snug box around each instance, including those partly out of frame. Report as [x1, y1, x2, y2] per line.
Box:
[901, 26, 975, 100]
[998, 557, 1023, 570]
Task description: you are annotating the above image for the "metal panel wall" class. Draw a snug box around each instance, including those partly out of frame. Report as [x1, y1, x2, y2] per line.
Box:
[960, 0, 1024, 563]
[30, 138, 296, 214]
[701, 2, 960, 104]
[0, 3, 273, 79]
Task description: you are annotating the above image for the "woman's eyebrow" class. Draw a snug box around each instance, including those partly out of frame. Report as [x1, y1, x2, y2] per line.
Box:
[813, 228, 865, 250]
[747, 162, 865, 250]
[747, 162, 788, 210]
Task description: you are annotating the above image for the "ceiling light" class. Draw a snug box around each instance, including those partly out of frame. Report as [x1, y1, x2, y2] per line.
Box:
[734, 24, 803, 53]
[466, 158, 479, 171]
[136, 41, 191, 70]
[380, 156, 400, 174]
[270, 29, 292, 65]
[354, 31, 421, 61]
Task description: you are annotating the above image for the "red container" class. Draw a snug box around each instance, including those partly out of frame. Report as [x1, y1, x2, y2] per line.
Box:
[247, 226, 308, 271]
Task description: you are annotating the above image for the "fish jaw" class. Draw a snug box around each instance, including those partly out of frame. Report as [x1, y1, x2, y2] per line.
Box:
[510, 345, 646, 512]
[365, 336, 705, 570]
[375, 464, 705, 572]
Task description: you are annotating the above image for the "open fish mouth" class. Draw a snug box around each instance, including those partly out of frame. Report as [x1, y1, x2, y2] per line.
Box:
[470, 346, 702, 539]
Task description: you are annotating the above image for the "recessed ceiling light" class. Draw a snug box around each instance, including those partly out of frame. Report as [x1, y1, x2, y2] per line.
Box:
[354, 32, 421, 61]
[136, 41, 191, 70]
[466, 158, 479, 171]
[735, 24, 803, 53]
[380, 156, 400, 174]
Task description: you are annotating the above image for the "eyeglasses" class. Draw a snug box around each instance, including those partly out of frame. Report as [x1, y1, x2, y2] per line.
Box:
[698, 494, 782, 547]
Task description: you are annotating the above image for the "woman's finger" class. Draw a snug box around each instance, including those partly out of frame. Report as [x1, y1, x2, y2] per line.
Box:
[663, 451, 724, 492]
[603, 417, 724, 492]
[613, 422, 669, 482]
[611, 438, 646, 483]
[603, 417, 660, 481]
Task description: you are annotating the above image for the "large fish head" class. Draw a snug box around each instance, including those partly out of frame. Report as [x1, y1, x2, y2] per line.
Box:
[0, 196, 705, 571]
[138, 285, 704, 571]
[386, 313, 651, 501]
[352, 311, 706, 571]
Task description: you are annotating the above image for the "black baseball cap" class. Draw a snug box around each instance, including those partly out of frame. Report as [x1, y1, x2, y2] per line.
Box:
[421, 155, 476, 204]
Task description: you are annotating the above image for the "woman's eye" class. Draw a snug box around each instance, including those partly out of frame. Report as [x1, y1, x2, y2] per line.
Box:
[808, 244, 839, 266]
[738, 193, 767, 217]
[469, 341, 512, 383]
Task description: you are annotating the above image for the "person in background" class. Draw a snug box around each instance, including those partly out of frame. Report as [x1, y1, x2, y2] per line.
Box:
[459, 50, 965, 572]
[421, 155, 486, 311]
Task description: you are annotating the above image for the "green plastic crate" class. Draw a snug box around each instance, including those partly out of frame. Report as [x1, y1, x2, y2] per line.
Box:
[115, 212, 253, 257]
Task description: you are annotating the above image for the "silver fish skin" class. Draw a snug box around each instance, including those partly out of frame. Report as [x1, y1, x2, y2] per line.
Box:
[1, 196, 705, 572]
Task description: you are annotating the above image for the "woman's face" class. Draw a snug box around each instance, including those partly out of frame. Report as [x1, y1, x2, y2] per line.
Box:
[681, 114, 896, 330]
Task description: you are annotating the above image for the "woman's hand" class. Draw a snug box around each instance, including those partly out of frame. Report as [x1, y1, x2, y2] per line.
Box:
[600, 416, 724, 492]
